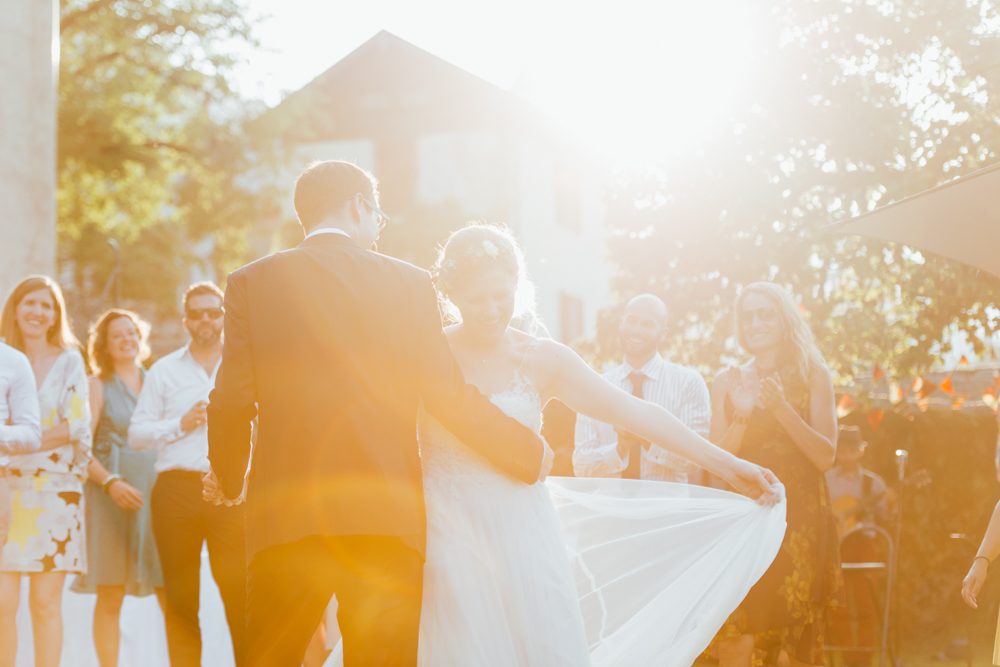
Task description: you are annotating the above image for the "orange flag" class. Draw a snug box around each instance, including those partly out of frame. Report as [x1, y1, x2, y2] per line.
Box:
[873, 365, 886, 383]
[959, 356, 970, 366]
[917, 378, 938, 399]
[867, 409, 884, 431]
[940, 376, 955, 395]
[837, 395, 856, 413]
[985, 374, 1000, 398]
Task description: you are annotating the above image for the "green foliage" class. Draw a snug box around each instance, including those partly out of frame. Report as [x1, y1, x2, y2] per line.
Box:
[58, 0, 281, 310]
[593, 0, 1000, 382]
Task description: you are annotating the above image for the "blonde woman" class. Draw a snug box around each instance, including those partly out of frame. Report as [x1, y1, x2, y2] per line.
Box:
[710, 282, 842, 667]
[0, 276, 91, 667]
[72, 309, 164, 667]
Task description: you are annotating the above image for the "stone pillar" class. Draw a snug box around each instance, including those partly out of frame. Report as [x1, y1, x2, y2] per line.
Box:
[0, 0, 57, 300]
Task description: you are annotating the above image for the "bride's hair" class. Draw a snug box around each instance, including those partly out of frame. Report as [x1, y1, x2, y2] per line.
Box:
[431, 223, 543, 333]
[735, 282, 826, 388]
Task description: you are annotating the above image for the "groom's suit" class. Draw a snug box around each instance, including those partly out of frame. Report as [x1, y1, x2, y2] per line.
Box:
[208, 232, 545, 666]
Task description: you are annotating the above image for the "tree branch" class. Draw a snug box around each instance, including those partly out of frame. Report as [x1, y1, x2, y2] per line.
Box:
[61, 0, 118, 35]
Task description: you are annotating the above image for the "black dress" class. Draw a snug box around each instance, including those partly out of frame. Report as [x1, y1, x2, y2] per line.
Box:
[713, 368, 844, 665]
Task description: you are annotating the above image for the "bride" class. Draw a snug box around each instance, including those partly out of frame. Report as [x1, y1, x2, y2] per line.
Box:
[326, 223, 786, 667]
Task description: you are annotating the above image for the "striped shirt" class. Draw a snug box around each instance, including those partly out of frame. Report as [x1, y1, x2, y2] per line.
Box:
[573, 353, 710, 483]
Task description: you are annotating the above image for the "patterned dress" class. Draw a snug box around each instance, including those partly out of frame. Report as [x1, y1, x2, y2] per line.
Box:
[714, 368, 843, 665]
[73, 369, 162, 595]
[1, 350, 91, 573]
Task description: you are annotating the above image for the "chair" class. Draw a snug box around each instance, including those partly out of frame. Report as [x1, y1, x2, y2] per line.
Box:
[824, 524, 894, 667]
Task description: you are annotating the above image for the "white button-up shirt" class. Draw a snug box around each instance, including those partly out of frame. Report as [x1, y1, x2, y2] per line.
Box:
[129, 343, 220, 473]
[573, 353, 710, 483]
[0, 342, 42, 467]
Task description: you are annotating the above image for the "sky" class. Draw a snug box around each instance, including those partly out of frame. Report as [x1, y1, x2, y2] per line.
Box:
[234, 0, 759, 162]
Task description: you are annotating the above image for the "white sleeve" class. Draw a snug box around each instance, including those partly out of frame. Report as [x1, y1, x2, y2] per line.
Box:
[645, 374, 710, 474]
[128, 366, 184, 451]
[573, 412, 628, 477]
[0, 353, 42, 454]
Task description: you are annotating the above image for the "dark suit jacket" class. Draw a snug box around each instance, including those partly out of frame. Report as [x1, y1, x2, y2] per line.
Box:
[207, 233, 543, 560]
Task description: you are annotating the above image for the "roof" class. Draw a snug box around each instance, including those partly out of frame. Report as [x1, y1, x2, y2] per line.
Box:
[261, 30, 561, 146]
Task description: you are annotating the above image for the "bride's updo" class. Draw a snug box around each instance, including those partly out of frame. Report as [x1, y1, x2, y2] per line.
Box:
[431, 223, 539, 327]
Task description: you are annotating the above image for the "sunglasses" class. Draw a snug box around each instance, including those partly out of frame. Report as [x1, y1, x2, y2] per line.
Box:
[186, 308, 224, 321]
[739, 307, 778, 327]
[362, 197, 391, 232]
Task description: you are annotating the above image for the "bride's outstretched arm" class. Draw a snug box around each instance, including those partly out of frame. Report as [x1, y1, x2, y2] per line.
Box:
[540, 343, 778, 500]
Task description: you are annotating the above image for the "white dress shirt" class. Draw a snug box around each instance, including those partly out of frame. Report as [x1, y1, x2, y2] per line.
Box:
[129, 343, 220, 473]
[303, 227, 351, 242]
[574, 353, 710, 483]
[0, 342, 42, 467]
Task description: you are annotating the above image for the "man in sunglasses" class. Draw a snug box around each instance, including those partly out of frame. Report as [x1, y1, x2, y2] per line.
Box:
[130, 281, 247, 666]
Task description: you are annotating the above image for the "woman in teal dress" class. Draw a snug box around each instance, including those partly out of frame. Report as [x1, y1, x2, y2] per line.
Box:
[73, 309, 163, 667]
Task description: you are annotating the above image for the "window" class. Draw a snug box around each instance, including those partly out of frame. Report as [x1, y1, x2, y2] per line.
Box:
[560, 292, 584, 345]
[553, 167, 581, 232]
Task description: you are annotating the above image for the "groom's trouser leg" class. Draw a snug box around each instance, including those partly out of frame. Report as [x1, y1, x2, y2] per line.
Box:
[246, 534, 423, 667]
[334, 536, 423, 666]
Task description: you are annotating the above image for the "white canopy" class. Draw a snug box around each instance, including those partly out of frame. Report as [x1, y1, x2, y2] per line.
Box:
[825, 160, 1000, 277]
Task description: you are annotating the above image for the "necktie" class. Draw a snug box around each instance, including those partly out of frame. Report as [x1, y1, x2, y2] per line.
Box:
[622, 371, 648, 480]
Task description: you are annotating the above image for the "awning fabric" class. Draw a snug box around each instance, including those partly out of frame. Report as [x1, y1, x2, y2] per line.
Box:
[825, 161, 1000, 277]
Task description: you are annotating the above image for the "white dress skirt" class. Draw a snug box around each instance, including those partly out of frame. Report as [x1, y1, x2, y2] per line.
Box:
[325, 370, 786, 667]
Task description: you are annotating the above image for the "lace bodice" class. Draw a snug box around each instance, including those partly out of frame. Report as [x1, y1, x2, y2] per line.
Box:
[419, 369, 543, 481]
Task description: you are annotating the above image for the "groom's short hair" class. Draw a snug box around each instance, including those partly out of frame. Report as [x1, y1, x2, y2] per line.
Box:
[294, 160, 380, 232]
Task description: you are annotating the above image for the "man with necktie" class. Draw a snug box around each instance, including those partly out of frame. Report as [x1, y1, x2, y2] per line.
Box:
[574, 295, 710, 482]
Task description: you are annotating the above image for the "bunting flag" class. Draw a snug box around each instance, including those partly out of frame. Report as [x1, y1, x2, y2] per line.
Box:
[837, 394, 857, 416]
[940, 376, 955, 395]
[867, 409, 884, 431]
[958, 356, 970, 366]
[985, 374, 1000, 398]
[892, 383, 904, 403]
[873, 364, 886, 383]
[917, 378, 938, 399]
[952, 395, 965, 410]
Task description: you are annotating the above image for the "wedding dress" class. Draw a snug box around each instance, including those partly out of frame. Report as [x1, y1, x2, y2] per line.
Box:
[325, 366, 786, 667]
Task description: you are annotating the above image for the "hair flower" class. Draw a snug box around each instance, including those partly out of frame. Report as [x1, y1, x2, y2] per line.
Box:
[482, 240, 500, 258]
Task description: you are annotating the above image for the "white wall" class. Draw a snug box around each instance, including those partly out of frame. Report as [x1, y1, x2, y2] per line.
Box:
[510, 138, 608, 343]
[0, 0, 57, 299]
[415, 131, 507, 217]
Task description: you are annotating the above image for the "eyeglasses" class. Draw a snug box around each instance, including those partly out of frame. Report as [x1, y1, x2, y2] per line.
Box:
[186, 308, 224, 321]
[361, 197, 390, 232]
[739, 307, 778, 327]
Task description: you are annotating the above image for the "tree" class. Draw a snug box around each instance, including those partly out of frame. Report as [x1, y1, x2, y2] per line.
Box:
[57, 0, 281, 316]
[592, 0, 1000, 383]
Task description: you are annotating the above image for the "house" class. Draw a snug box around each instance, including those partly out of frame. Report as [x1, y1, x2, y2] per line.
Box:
[262, 30, 609, 344]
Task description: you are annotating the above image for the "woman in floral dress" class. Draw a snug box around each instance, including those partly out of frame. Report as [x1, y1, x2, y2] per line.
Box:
[0, 276, 91, 667]
[710, 282, 843, 667]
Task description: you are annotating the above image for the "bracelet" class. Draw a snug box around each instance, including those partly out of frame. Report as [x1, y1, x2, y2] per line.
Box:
[975, 555, 991, 567]
[101, 474, 123, 494]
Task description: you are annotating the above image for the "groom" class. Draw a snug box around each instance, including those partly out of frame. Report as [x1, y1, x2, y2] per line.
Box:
[206, 160, 551, 666]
